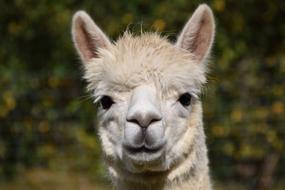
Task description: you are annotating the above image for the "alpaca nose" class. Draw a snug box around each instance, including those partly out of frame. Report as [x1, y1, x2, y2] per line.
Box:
[126, 84, 162, 128]
[127, 109, 162, 128]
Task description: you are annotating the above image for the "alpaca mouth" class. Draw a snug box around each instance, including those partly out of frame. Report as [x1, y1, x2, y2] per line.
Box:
[126, 145, 162, 154]
[123, 140, 166, 154]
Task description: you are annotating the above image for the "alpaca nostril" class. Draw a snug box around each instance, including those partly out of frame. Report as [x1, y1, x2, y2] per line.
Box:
[127, 112, 162, 128]
[126, 118, 140, 126]
[148, 118, 162, 127]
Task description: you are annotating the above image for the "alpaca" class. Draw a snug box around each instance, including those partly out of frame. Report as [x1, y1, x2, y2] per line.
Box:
[72, 4, 215, 190]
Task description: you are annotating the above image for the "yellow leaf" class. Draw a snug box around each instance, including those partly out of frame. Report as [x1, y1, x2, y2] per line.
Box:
[122, 13, 133, 24]
[39, 121, 49, 133]
[3, 91, 16, 111]
[223, 143, 234, 156]
[212, 125, 225, 137]
[213, 0, 225, 12]
[153, 19, 165, 31]
[231, 109, 242, 122]
[255, 107, 268, 119]
[272, 101, 284, 114]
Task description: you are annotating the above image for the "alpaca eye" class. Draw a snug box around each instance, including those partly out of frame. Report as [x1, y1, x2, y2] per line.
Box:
[100, 96, 114, 110]
[178, 93, 192, 106]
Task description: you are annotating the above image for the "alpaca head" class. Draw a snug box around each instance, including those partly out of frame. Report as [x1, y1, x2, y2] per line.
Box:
[72, 4, 215, 182]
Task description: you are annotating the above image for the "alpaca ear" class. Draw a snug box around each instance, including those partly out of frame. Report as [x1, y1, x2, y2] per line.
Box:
[72, 11, 111, 63]
[176, 4, 215, 63]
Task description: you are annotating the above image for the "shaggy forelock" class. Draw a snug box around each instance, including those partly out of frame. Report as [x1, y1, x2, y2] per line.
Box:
[84, 32, 207, 98]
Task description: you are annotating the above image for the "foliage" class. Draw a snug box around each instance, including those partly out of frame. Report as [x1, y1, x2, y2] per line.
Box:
[0, 0, 284, 189]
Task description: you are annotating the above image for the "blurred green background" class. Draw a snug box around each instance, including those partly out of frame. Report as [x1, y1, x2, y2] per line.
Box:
[0, 0, 284, 189]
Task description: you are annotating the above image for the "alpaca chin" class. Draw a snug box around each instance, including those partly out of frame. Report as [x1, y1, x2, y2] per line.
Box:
[122, 148, 167, 173]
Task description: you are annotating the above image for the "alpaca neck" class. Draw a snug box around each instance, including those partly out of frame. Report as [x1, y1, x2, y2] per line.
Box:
[117, 170, 211, 190]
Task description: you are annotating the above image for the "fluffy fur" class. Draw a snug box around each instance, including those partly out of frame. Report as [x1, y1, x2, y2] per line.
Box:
[72, 4, 215, 190]
[84, 33, 206, 99]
